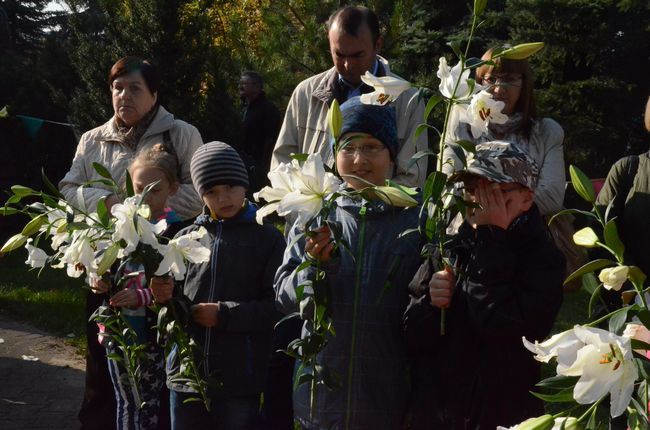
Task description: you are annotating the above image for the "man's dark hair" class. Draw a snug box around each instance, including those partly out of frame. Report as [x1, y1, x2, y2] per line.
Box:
[241, 70, 263, 89]
[327, 6, 380, 44]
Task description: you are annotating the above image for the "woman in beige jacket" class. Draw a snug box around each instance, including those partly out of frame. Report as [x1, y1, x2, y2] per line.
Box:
[59, 56, 203, 430]
[59, 56, 203, 220]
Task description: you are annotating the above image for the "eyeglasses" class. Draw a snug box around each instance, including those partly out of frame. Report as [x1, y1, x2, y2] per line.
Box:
[338, 144, 387, 157]
[483, 74, 523, 88]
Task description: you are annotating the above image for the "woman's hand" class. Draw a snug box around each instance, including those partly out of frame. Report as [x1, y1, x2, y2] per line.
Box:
[429, 266, 455, 309]
[150, 276, 174, 304]
[109, 289, 139, 307]
[104, 194, 121, 213]
[305, 226, 335, 262]
[191, 303, 220, 328]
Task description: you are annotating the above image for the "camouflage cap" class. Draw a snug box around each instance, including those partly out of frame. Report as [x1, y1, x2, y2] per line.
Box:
[450, 141, 539, 190]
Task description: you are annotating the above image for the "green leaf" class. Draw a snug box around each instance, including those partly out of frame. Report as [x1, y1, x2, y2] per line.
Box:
[0, 233, 27, 253]
[530, 388, 575, 403]
[569, 165, 596, 203]
[608, 306, 630, 334]
[454, 139, 476, 154]
[97, 243, 120, 276]
[125, 170, 134, 197]
[407, 149, 436, 170]
[97, 197, 110, 227]
[582, 272, 599, 295]
[445, 43, 462, 61]
[535, 374, 580, 389]
[92, 162, 115, 181]
[548, 208, 597, 225]
[424, 95, 443, 121]
[11, 185, 35, 197]
[423, 171, 448, 205]
[414, 123, 436, 142]
[627, 265, 647, 289]
[587, 282, 602, 318]
[20, 214, 46, 237]
[41, 168, 63, 198]
[604, 220, 625, 261]
[289, 153, 308, 163]
[564, 259, 615, 286]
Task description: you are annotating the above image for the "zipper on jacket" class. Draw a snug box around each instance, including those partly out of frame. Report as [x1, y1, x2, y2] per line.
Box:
[345, 205, 367, 429]
[204, 221, 222, 377]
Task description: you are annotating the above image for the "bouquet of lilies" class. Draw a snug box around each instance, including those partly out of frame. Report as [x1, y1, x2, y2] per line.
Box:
[501, 167, 650, 430]
[0, 165, 212, 409]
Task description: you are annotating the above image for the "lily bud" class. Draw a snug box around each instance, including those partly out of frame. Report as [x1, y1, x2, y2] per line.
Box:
[573, 227, 599, 247]
[328, 99, 343, 140]
[501, 42, 545, 60]
[598, 265, 629, 291]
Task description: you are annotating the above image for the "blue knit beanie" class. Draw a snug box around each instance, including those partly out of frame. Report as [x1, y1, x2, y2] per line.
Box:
[190, 141, 249, 196]
[338, 96, 398, 160]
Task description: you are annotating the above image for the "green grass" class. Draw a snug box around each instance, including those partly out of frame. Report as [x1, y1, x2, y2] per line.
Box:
[0, 250, 86, 352]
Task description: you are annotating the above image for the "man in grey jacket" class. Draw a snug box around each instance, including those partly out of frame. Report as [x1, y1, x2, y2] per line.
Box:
[270, 5, 428, 188]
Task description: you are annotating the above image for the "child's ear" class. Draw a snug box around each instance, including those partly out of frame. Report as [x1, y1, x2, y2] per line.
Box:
[170, 182, 180, 196]
[521, 189, 535, 211]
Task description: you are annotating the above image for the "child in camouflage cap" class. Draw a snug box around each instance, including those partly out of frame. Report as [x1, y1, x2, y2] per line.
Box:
[404, 141, 565, 429]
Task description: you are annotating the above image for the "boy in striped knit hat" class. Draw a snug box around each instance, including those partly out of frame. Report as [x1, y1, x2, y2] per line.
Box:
[151, 141, 286, 428]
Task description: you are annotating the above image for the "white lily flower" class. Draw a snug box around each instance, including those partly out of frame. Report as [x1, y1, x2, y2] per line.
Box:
[254, 154, 342, 227]
[523, 329, 584, 373]
[111, 196, 165, 255]
[25, 239, 48, 268]
[359, 72, 411, 105]
[279, 154, 342, 226]
[437, 57, 478, 100]
[155, 227, 211, 280]
[58, 231, 97, 278]
[254, 162, 300, 224]
[459, 90, 508, 138]
[598, 266, 629, 291]
[525, 325, 638, 418]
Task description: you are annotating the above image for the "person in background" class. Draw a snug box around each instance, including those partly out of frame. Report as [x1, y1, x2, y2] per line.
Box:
[271, 5, 427, 188]
[444, 47, 565, 216]
[58, 56, 203, 430]
[239, 70, 282, 195]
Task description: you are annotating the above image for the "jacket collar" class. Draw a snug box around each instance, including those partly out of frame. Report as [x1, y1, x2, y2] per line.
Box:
[194, 200, 258, 227]
[312, 56, 391, 105]
[94, 106, 175, 143]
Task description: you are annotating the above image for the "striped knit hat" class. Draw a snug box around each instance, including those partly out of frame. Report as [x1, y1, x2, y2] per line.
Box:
[190, 141, 249, 196]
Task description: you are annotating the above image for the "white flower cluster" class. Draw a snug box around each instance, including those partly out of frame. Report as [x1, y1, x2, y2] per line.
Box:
[437, 57, 508, 139]
[23, 196, 210, 282]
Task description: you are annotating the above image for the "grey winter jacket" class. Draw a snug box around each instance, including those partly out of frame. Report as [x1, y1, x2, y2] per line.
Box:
[59, 106, 203, 220]
[166, 203, 285, 399]
[275, 194, 423, 429]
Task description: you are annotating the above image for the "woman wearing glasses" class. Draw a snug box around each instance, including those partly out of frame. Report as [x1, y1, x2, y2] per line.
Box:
[445, 47, 566, 216]
[274, 96, 423, 429]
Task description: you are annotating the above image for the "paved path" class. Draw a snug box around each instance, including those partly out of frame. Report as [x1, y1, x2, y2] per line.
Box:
[0, 316, 85, 430]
